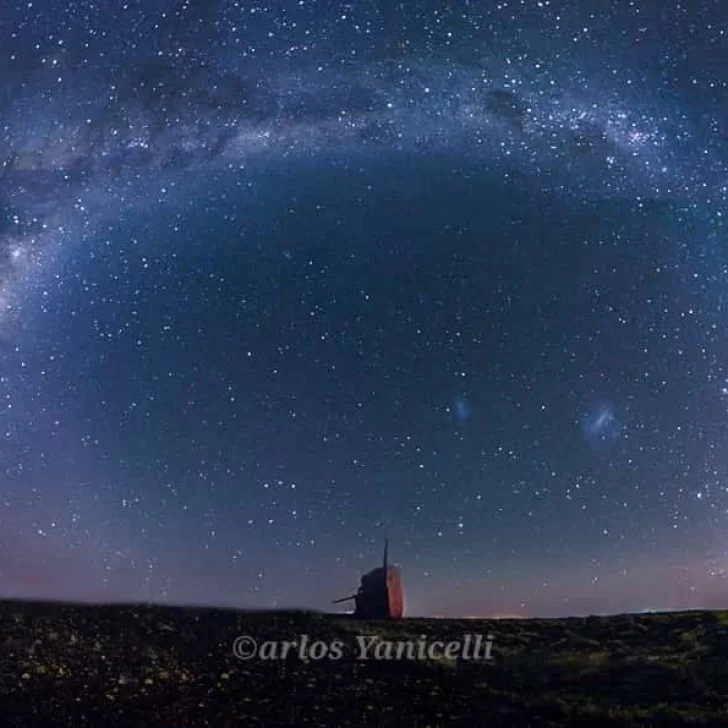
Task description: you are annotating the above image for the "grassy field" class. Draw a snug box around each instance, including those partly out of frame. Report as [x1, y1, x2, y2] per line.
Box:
[2, 600, 728, 725]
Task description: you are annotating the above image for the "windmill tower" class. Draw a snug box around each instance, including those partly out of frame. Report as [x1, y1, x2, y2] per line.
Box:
[333, 539, 404, 619]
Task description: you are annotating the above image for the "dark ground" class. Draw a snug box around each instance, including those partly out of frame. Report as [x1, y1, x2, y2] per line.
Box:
[2, 600, 728, 726]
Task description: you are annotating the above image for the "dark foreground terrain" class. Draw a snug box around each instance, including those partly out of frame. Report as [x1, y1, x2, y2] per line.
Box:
[2, 600, 728, 726]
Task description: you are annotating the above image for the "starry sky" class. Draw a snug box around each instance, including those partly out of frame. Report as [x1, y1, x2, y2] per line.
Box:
[1, 0, 728, 618]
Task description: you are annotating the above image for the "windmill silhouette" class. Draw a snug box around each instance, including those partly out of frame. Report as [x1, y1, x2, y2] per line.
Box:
[333, 539, 404, 619]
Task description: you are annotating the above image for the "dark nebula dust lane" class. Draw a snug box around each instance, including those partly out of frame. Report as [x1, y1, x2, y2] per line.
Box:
[1, 0, 728, 616]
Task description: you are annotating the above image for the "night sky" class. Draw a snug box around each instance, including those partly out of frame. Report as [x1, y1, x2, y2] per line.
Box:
[1, 1, 728, 617]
